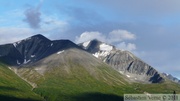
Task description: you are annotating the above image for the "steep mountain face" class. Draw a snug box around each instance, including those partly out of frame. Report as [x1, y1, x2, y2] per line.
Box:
[0, 34, 80, 66]
[162, 73, 180, 84]
[79, 40, 164, 83]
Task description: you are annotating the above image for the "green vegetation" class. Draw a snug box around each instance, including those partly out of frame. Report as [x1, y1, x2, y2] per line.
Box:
[132, 81, 180, 94]
[32, 62, 135, 101]
[0, 63, 42, 101]
[30, 62, 180, 101]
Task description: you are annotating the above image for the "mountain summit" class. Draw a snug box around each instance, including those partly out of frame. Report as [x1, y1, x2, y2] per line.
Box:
[0, 34, 80, 66]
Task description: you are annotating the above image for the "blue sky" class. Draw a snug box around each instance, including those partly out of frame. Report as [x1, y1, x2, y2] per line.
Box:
[0, 0, 180, 78]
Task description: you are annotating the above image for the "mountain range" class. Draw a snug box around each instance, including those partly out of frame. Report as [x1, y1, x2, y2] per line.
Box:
[0, 34, 180, 101]
[79, 39, 164, 83]
[162, 73, 180, 84]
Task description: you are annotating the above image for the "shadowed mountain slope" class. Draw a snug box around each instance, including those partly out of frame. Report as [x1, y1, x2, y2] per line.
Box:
[0, 34, 80, 66]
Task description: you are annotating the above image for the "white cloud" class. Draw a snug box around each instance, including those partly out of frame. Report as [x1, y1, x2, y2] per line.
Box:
[75, 29, 137, 52]
[76, 29, 136, 44]
[75, 31, 106, 43]
[117, 42, 136, 51]
[108, 29, 136, 43]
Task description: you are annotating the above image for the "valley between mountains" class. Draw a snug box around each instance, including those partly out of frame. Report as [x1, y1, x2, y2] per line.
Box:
[0, 34, 180, 101]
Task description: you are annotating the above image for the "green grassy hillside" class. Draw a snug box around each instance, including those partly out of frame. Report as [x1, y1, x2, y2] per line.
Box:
[33, 63, 180, 101]
[32, 63, 135, 101]
[0, 63, 42, 101]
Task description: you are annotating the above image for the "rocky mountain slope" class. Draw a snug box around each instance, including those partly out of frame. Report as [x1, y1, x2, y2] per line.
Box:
[79, 39, 164, 83]
[162, 73, 180, 84]
[0, 34, 80, 66]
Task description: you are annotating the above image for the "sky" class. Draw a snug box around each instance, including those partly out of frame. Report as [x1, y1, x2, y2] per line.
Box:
[0, 0, 180, 78]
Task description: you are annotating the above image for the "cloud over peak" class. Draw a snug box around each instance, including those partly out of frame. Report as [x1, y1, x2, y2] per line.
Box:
[117, 42, 136, 51]
[75, 29, 137, 52]
[75, 31, 106, 43]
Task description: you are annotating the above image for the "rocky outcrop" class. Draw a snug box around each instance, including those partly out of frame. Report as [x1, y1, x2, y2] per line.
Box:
[79, 40, 164, 83]
[104, 50, 163, 83]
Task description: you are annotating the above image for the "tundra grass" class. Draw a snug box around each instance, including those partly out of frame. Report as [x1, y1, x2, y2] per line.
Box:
[0, 63, 42, 101]
[33, 63, 136, 101]
[33, 63, 180, 101]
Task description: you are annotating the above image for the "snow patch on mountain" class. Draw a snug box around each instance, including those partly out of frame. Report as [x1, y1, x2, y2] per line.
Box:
[83, 41, 90, 48]
[126, 75, 130, 78]
[31, 55, 35, 58]
[163, 73, 169, 76]
[13, 40, 22, 47]
[17, 60, 21, 65]
[24, 59, 31, 64]
[57, 50, 64, 54]
[13, 43, 17, 47]
[93, 51, 110, 58]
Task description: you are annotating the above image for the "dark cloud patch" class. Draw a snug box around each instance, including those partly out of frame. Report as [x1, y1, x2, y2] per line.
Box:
[23, 1, 43, 29]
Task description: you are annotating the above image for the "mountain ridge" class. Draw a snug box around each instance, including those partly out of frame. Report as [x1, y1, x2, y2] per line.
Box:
[0, 34, 81, 66]
[162, 73, 180, 84]
[79, 39, 164, 83]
